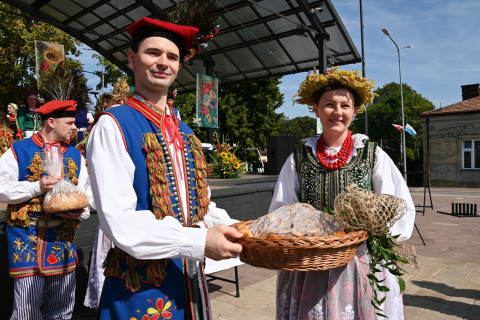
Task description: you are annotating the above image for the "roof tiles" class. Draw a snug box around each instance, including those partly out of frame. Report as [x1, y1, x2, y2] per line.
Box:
[420, 95, 480, 117]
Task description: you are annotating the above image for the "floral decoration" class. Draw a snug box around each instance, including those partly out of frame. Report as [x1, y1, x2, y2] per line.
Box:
[293, 66, 376, 112]
[210, 134, 244, 179]
[196, 74, 218, 128]
[0, 125, 14, 157]
[130, 297, 175, 320]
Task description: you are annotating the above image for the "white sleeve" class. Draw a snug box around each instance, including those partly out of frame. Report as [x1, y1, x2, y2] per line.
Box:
[0, 148, 43, 204]
[87, 112, 94, 122]
[77, 154, 91, 221]
[268, 153, 300, 213]
[372, 147, 416, 241]
[86, 115, 207, 261]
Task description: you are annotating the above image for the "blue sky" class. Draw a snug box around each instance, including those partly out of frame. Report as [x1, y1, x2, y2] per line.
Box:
[80, 0, 480, 119]
[279, 0, 480, 119]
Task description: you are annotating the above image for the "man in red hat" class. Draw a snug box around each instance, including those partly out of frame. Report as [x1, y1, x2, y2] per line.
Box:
[86, 17, 242, 319]
[0, 100, 91, 319]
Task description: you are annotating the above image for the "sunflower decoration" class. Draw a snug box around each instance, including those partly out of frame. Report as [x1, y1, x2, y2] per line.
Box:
[210, 133, 245, 179]
[293, 66, 376, 113]
[43, 47, 63, 65]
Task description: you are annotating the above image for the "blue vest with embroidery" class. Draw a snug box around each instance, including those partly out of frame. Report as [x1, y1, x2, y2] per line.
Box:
[6, 137, 82, 278]
[99, 105, 205, 320]
[104, 105, 202, 220]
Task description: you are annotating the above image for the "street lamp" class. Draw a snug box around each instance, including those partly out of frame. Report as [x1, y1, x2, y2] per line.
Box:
[382, 28, 413, 183]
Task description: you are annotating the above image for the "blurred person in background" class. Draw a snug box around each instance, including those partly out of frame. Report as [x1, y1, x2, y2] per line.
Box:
[17, 91, 42, 138]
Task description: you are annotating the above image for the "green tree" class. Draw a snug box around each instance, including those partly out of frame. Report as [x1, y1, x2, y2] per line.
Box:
[277, 115, 317, 144]
[92, 53, 133, 91]
[351, 82, 434, 183]
[37, 58, 92, 111]
[0, 3, 81, 110]
[174, 77, 284, 161]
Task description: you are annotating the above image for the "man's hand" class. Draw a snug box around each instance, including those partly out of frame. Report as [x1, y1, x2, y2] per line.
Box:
[55, 209, 84, 220]
[39, 175, 62, 193]
[205, 224, 243, 261]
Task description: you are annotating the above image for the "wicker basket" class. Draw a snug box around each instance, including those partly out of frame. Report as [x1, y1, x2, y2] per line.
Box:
[231, 221, 368, 271]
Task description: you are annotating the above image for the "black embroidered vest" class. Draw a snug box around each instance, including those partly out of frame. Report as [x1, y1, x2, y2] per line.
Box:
[295, 138, 377, 211]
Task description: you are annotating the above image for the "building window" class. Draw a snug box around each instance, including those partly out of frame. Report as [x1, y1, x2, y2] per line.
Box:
[463, 140, 480, 169]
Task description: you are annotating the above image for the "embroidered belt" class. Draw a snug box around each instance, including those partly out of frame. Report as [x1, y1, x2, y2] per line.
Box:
[29, 217, 64, 228]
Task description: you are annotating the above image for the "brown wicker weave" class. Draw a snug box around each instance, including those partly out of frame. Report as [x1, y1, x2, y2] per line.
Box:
[231, 221, 368, 271]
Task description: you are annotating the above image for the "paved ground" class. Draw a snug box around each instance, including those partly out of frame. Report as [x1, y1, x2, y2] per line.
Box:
[207, 187, 480, 320]
[3, 187, 480, 319]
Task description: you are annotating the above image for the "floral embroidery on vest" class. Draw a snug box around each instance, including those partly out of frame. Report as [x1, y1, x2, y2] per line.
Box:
[130, 297, 176, 320]
[295, 140, 376, 211]
[7, 150, 81, 270]
[6, 152, 45, 227]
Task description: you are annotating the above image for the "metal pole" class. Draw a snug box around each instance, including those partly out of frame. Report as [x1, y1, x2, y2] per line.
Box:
[101, 56, 105, 97]
[398, 47, 407, 183]
[359, 0, 367, 135]
[382, 29, 408, 183]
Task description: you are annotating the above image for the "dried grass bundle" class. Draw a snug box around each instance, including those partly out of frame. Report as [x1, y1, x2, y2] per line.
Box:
[334, 185, 407, 235]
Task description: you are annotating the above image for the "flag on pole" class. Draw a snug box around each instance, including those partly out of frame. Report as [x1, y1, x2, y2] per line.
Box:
[392, 124, 404, 131]
[405, 123, 417, 136]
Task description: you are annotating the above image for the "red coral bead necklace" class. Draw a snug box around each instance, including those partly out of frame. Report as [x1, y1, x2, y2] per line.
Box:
[316, 131, 353, 170]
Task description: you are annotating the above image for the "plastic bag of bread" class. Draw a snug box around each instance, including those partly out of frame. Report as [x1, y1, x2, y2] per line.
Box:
[244, 202, 343, 238]
[42, 147, 88, 213]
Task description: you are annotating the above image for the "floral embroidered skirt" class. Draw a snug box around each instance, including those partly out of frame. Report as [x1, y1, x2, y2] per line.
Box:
[276, 243, 404, 320]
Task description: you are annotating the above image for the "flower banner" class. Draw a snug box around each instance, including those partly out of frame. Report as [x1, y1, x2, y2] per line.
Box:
[34, 40, 65, 88]
[195, 73, 218, 128]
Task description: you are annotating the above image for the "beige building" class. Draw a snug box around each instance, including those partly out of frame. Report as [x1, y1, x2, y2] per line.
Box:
[420, 84, 480, 187]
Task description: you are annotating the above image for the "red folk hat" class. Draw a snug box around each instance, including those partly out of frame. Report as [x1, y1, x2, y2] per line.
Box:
[126, 17, 199, 56]
[35, 100, 77, 119]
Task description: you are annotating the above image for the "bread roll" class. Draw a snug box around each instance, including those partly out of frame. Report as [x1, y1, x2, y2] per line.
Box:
[43, 191, 88, 213]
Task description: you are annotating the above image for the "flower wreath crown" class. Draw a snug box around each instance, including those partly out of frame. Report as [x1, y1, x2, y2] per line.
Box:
[293, 66, 377, 112]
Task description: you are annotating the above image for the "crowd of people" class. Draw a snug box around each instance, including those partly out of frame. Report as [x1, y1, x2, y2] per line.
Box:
[3, 91, 121, 154]
[0, 15, 415, 320]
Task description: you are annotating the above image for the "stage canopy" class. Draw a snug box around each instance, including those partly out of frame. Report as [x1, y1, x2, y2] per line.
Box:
[3, 0, 361, 93]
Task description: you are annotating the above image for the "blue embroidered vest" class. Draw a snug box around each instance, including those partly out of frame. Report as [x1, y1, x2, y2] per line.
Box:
[6, 133, 82, 278]
[103, 104, 204, 223]
[98, 97, 209, 319]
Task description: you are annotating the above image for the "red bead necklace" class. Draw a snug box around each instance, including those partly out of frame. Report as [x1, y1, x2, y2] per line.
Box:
[316, 131, 353, 170]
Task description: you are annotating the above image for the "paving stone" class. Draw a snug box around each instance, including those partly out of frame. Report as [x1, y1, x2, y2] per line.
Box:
[24, 186, 480, 319]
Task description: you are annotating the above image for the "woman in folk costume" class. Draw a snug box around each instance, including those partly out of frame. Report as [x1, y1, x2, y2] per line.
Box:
[269, 67, 416, 320]
[0, 100, 91, 319]
[6, 103, 19, 135]
[86, 17, 242, 320]
[16, 91, 42, 138]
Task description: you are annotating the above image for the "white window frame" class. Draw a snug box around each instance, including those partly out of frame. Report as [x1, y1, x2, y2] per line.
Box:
[462, 139, 480, 169]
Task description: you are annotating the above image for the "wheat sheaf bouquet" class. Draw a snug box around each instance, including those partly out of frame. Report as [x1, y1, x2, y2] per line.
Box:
[333, 186, 415, 317]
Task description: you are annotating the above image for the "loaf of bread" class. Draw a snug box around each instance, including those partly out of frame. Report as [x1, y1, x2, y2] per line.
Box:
[234, 203, 344, 238]
[235, 222, 254, 237]
[43, 191, 88, 213]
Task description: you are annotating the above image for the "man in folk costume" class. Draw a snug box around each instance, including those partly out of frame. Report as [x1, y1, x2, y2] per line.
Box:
[86, 17, 242, 319]
[0, 100, 91, 319]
